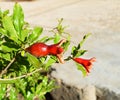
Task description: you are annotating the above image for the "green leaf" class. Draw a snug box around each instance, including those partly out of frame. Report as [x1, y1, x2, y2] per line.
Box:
[28, 27, 43, 43]
[76, 63, 87, 77]
[0, 42, 19, 53]
[9, 87, 17, 100]
[39, 57, 47, 64]
[74, 50, 87, 58]
[21, 50, 25, 57]
[38, 36, 49, 42]
[21, 29, 29, 42]
[45, 57, 56, 69]
[0, 53, 11, 61]
[71, 33, 90, 57]
[27, 91, 34, 100]
[0, 28, 7, 36]
[35, 76, 55, 99]
[3, 10, 9, 17]
[27, 53, 41, 68]
[0, 9, 9, 19]
[54, 33, 60, 43]
[15, 79, 27, 98]
[79, 33, 91, 47]
[0, 84, 6, 99]
[62, 40, 70, 51]
[13, 3, 24, 37]
[71, 46, 77, 57]
[2, 16, 18, 42]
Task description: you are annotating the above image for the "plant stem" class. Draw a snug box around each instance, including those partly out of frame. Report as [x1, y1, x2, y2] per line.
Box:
[0, 57, 16, 77]
[0, 68, 44, 83]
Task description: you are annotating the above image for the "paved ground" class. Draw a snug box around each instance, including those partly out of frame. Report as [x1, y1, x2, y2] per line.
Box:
[1, 0, 120, 93]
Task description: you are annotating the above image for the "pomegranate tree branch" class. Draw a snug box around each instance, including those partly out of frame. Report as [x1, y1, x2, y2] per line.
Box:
[0, 57, 16, 77]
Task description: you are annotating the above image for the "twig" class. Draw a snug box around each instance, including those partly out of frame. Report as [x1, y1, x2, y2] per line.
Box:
[0, 57, 16, 77]
[0, 68, 44, 83]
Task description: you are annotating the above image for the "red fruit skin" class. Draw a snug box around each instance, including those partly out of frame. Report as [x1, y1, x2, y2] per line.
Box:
[25, 39, 66, 63]
[25, 43, 49, 57]
[48, 45, 64, 55]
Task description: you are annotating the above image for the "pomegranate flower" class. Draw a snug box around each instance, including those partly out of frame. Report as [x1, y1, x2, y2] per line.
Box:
[73, 57, 96, 73]
[25, 39, 66, 63]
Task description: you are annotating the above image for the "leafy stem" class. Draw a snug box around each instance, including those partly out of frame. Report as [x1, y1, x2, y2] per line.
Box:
[0, 68, 44, 84]
[0, 57, 16, 78]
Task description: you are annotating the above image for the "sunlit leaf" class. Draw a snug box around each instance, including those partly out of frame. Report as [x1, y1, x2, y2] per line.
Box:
[13, 3, 24, 37]
[21, 29, 29, 42]
[2, 16, 18, 42]
[54, 33, 60, 43]
[0, 84, 6, 99]
[27, 53, 41, 68]
[3, 10, 9, 17]
[28, 27, 43, 43]
[9, 87, 17, 100]
[0, 53, 11, 61]
[76, 63, 87, 77]
[45, 57, 56, 69]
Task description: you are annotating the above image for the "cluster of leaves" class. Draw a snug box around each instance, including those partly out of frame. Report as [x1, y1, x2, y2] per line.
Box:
[0, 3, 55, 100]
[0, 3, 90, 100]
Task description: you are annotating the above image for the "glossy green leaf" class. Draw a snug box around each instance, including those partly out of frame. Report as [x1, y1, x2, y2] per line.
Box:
[27, 53, 41, 68]
[76, 63, 87, 77]
[13, 3, 24, 37]
[45, 57, 56, 69]
[28, 27, 43, 43]
[21, 29, 29, 41]
[2, 16, 18, 42]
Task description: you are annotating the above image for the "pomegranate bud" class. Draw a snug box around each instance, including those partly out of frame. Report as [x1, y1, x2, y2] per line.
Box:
[25, 43, 49, 57]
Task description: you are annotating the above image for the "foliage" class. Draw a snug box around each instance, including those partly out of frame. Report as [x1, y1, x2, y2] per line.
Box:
[0, 3, 92, 100]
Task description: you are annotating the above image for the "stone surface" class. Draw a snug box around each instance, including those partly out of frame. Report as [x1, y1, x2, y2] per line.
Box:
[80, 85, 96, 100]
[46, 80, 96, 100]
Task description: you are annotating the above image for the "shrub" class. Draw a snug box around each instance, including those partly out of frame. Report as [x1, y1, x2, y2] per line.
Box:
[0, 3, 95, 100]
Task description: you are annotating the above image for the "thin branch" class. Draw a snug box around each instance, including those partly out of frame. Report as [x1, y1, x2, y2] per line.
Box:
[0, 68, 44, 83]
[0, 57, 16, 77]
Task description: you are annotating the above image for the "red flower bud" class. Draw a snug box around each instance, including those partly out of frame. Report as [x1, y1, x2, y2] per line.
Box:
[25, 39, 66, 63]
[73, 57, 96, 73]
